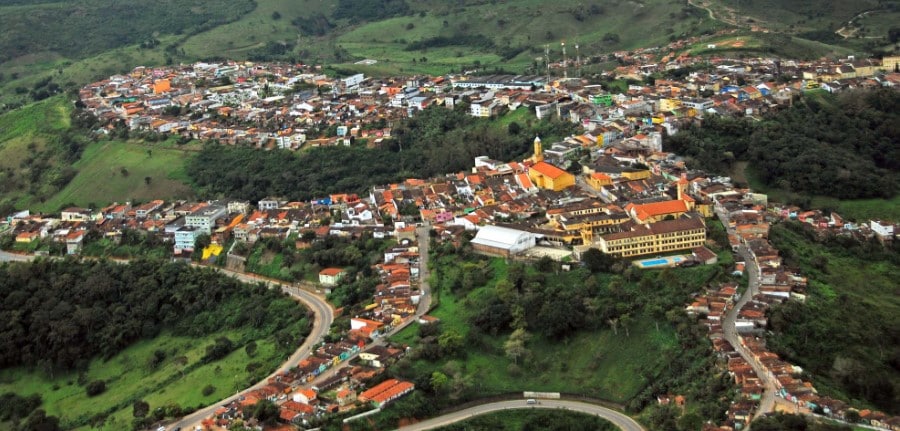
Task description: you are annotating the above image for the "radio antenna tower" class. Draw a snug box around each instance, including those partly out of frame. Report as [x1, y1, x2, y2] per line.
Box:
[575, 43, 581, 78]
[562, 41, 568, 79]
[544, 44, 550, 82]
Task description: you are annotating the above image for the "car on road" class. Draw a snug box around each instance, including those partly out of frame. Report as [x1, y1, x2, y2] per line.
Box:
[526, 399, 537, 405]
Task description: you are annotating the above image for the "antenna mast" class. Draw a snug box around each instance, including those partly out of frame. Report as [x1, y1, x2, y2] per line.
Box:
[562, 41, 568, 80]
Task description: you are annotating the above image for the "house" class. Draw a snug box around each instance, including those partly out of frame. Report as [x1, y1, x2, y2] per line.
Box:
[692, 246, 718, 265]
[65, 231, 85, 255]
[60, 207, 94, 222]
[470, 225, 538, 258]
[336, 388, 357, 407]
[294, 388, 317, 404]
[319, 268, 346, 286]
[358, 379, 414, 408]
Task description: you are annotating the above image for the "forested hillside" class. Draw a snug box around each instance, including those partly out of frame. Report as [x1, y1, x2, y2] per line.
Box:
[0, 258, 309, 374]
[188, 106, 576, 201]
[766, 222, 900, 413]
[666, 89, 900, 200]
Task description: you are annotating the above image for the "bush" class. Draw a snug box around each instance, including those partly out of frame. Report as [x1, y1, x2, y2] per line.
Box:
[201, 385, 216, 396]
[85, 380, 106, 397]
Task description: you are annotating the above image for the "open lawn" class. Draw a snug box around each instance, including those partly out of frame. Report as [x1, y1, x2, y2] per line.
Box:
[28, 140, 195, 212]
[0, 329, 284, 430]
[393, 257, 679, 404]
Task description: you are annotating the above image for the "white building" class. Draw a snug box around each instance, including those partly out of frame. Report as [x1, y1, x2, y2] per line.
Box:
[174, 226, 202, 252]
[185, 205, 226, 234]
[470, 225, 538, 257]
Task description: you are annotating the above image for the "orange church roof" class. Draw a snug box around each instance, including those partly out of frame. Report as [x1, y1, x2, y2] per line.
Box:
[530, 162, 569, 179]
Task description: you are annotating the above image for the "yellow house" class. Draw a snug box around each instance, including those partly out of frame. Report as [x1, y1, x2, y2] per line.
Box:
[621, 169, 651, 181]
[529, 162, 575, 191]
[586, 173, 613, 190]
[659, 98, 682, 111]
[594, 217, 706, 258]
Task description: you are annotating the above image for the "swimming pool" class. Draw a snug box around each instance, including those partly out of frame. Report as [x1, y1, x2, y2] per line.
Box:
[635, 255, 687, 268]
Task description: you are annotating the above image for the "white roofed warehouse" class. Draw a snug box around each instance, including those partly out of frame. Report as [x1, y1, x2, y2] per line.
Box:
[470, 225, 538, 257]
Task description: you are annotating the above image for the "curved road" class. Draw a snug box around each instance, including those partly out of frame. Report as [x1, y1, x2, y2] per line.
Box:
[397, 400, 645, 431]
[715, 206, 776, 424]
[0, 250, 334, 430]
[166, 269, 334, 430]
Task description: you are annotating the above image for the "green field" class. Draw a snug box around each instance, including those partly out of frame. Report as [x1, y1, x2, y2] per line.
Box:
[393, 258, 680, 404]
[28, 139, 195, 212]
[0, 329, 284, 430]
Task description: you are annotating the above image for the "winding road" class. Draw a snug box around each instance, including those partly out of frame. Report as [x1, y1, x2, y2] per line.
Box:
[715, 206, 776, 423]
[397, 399, 645, 431]
[0, 250, 334, 430]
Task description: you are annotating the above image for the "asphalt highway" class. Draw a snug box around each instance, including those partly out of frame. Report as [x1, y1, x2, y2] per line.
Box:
[396, 399, 645, 431]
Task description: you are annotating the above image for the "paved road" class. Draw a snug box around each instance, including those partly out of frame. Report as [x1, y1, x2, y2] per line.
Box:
[715, 206, 777, 423]
[396, 399, 645, 431]
[166, 269, 334, 430]
[0, 250, 35, 262]
[0, 250, 334, 430]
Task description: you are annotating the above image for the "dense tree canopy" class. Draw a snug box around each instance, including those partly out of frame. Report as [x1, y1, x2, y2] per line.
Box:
[666, 89, 900, 199]
[0, 258, 310, 374]
[188, 105, 577, 202]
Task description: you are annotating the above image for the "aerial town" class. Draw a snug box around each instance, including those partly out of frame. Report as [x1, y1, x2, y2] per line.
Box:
[1, 38, 898, 430]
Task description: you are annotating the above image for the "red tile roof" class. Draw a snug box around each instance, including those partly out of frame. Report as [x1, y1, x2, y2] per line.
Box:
[530, 162, 569, 179]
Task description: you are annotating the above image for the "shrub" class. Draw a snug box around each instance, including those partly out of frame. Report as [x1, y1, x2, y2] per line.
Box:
[85, 380, 106, 397]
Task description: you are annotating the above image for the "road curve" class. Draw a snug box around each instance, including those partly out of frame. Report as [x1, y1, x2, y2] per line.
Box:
[0, 250, 334, 430]
[166, 269, 334, 430]
[396, 399, 645, 431]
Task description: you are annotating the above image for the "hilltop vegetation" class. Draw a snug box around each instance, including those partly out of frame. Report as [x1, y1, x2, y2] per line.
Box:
[433, 409, 618, 431]
[188, 106, 577, 202]
[347, 236, 741, 430]
[766, 222, 900, 414]
[0, 96, 195, 213]
[666, 89, 900, 201]
[0, 258, 310, 429]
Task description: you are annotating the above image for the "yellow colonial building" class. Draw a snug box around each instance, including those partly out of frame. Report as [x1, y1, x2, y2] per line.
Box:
[594, 217, 706, 258]
[528, 136, 575, 191]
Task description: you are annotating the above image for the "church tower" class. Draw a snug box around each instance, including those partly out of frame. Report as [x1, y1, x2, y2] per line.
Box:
[533, 136, 544, 163]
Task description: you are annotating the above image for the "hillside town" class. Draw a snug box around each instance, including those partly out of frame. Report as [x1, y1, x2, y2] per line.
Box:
[3, 43, 900, 431]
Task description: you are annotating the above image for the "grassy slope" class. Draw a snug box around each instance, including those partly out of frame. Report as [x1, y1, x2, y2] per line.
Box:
[0, 329, 284, 430]
[704, 0, 885, 33]
[768, 224, 900, 411]
[29, 139, 196, 212]
[392, 258, 678, 404]
[333, 0, 723, 75]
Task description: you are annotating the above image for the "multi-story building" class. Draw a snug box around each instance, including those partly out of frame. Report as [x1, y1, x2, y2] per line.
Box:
[185, 205, 226, 234]
[594, 216, 706, 258]
[174, 225, 202, 252]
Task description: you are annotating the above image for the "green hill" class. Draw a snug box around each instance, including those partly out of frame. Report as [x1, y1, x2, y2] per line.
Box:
[0, 97, 194, 214]
[4, 0, 889, 111]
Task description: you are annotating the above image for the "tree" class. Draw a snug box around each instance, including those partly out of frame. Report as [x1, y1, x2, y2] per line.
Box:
[245, 340, 258, 357]
[247, 399, 279, 425]
[430, 371, 449, 392]
[438, 330, 464, 357]
[194, 233, 211, 251]
[132, 400, 149, 418]
[582, 248, 616, 273]
[504, 328, 531, 364]
[85, 380, 106, 397]
[844, 410, 860, 423]
[271, 11, 281, 20]
[144, 176, 152, 185]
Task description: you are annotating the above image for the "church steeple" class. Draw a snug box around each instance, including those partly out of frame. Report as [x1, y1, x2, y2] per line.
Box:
[533, 136, 544, 163]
